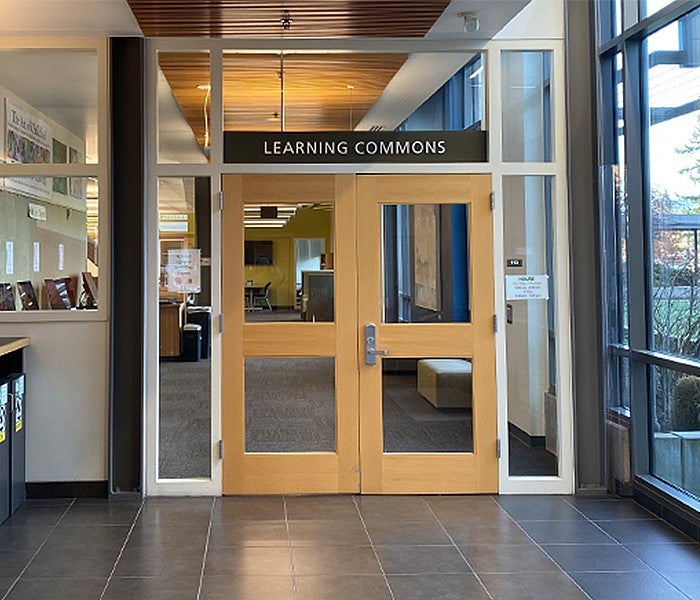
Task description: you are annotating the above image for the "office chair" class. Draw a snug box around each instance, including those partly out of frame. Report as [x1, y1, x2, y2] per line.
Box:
[253, 281, 272, 310]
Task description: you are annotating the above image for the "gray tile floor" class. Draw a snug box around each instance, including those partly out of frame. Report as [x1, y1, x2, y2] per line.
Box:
[0, 494, 698, 600]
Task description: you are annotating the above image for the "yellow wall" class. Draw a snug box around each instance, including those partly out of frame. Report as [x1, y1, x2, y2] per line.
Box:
[245, 206, 332, 307]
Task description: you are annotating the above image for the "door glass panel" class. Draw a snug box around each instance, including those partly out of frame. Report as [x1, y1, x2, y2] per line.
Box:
[382, 358, 473, 453]
[504, 175, 558, 476]
[382, 204, 470, 323]
[245, 357, 336, 453]
[245, 203, 334, 322]
[158, 176, 212, 479]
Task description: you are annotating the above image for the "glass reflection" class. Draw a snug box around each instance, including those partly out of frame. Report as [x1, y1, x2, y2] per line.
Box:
[245, 357, 336, 453]
[244, 203, 334, 323]
[382, 358, 473, 453]
[382, 204, 469, 323]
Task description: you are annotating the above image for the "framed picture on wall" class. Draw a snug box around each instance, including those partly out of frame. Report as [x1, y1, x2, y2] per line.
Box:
[52, 139, 68, 195]
[16, 281, 39, 310]
[0, 283, 15, 310]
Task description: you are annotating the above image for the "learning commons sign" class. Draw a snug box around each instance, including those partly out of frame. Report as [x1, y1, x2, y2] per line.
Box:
[224, 131, 486, 164]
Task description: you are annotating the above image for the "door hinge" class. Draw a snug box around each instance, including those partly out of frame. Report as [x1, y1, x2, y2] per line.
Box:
[490, 191, 495, 211]
[496, 438, 502, 459]
[217, 191, 224, 211]
[219, 314, 224, 333]
[493, 314, 498, 333]
[218, 440, 224, 460]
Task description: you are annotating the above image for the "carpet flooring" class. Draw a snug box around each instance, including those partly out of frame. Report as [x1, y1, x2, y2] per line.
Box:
[159, 359, 212, 479]
[158, 356, 556, 478]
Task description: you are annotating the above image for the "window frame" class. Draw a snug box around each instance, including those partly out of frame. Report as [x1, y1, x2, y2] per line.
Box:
[0, 39, 110, 323]
[596, 0, 700, 506]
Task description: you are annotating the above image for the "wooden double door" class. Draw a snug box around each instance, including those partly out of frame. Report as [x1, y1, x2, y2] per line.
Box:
[222, 173, 497, 494]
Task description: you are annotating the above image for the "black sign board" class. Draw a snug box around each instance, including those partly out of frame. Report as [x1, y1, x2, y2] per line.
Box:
[224, 130, 487, 164]
[506, 258, 523, 268]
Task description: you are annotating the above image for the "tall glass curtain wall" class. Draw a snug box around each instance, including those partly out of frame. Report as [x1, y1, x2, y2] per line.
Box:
[598, 2, 700, 501]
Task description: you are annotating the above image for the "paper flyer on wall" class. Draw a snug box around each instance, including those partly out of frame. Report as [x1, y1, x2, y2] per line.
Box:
[3, 99, 53, 200]
[166, 249, 201, 293]
[505, 274, 550, 300]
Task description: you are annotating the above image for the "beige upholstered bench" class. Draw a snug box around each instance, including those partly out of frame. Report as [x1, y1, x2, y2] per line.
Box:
[417, 359, 472, 409]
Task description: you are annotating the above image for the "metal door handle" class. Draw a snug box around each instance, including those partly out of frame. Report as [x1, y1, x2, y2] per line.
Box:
[365, 323, 389, 365]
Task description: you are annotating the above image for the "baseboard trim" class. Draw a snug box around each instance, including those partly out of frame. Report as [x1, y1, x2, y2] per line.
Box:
[508, 422, 546, 448]
[633, 476, 700, 542]
[26, 481, 109, 499]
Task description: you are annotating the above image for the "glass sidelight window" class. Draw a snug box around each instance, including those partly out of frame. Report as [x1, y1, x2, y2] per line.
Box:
[158, 176, 212, 479]
[504, 176, 558, 476]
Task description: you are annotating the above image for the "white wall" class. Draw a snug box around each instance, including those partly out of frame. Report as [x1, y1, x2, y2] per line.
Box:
[0, 321, 109, 481]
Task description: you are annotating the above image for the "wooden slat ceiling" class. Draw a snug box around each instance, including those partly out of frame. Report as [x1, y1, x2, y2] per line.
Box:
[159, 52, 408, 143]
[127, 1, 451, 38]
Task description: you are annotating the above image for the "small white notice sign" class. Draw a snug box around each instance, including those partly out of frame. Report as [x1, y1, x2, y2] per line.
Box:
[5, 241, 13, 275]
[33, 242, 40, 272]
[166, 248, 201, 293]
[505, 274, 549, 300]
[58, 243, 65, 271]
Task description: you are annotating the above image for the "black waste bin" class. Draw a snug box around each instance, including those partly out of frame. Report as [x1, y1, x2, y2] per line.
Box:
[181, 324, 202, 362]
[186, 306, 212, 359]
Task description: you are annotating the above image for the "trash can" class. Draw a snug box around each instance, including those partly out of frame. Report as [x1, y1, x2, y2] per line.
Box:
[181, 324, 202, 362]
[186, 306, 212, 359]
